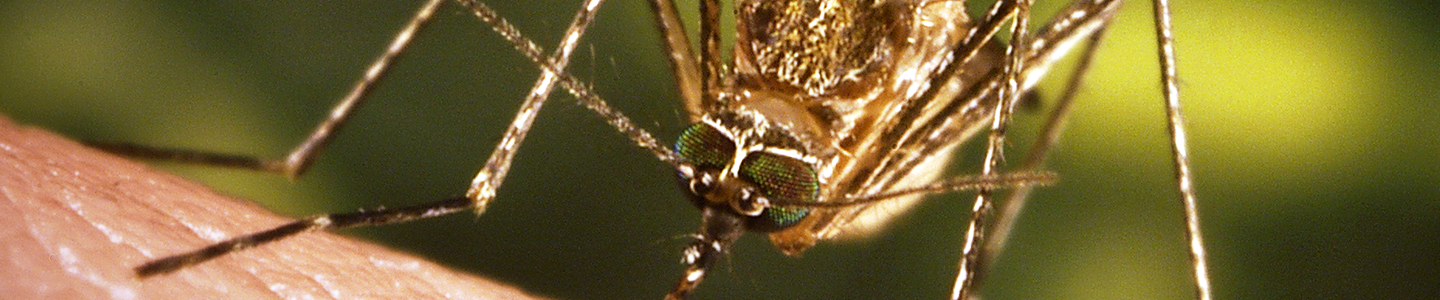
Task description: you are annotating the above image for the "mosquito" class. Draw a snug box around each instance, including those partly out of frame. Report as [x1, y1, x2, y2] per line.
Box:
[82, 0, 1209, 299]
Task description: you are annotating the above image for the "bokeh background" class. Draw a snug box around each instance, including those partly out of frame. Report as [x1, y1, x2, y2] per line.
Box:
[2, 0, 1436, 299]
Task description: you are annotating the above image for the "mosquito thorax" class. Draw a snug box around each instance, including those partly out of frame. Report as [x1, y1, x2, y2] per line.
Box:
[674, 113, 824, 233]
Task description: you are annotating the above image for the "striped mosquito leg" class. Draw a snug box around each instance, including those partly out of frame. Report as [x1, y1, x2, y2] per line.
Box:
[458, 0, 604, 212]
[954, 0, 1032, 298]
[1150, 0, 1212, 299]
[981, 23, 1110, 287]
[646, 0, 704, 120]
[90, 0, 445, 178]
[458, 0, 681, 166]
[697, 0, 723, 106]
[135, 196, 474, 277]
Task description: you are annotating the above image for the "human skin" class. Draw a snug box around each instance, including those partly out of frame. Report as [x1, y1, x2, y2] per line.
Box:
[0, 116, 544, 300]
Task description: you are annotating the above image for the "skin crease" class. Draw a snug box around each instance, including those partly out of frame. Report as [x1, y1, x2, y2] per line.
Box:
[0, 116, 545, 300]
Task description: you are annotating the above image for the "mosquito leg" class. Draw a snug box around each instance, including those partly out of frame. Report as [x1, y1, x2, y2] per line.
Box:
[646, 0, 704, 120]
[135, 196, 475, 277]
[456, 0, 605, 212]
[979, 23, 1111, 289]
[91, 0, 446, 178]
[137, 0, 614, 277]
[457, 0, 680, 165]
[908, 0, 1017, 112]
[1150, 0, 1212, 299]
[953, 0, 1032, 298]
[867, 0, 1120, 203]
[836, 0, 1016, 208]
[698, 0, 723, 107]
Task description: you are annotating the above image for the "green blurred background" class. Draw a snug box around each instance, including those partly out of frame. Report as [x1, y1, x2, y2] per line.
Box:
[2, 0, 1436, 299]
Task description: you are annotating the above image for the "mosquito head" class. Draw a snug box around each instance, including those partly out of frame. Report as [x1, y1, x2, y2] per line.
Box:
[673, 113, 822, 233]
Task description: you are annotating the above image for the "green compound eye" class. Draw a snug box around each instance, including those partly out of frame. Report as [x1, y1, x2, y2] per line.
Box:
[675, 123, 735, 170]
[738, 152, 819, 230]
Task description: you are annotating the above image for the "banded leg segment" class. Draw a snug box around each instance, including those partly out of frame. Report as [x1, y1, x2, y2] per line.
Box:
[1151, 0, 1212, 299]
[954, 0, 1035, 298]
[93, 0, 447, 178]
[459, 0, 605, 211]
[136, 196, 473, 277]
[645, 0, 704, 120]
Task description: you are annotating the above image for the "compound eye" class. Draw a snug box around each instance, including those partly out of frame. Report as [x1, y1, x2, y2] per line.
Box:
[674, 123, 735, 170]
[737, 151, 819, 230]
